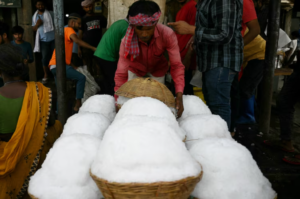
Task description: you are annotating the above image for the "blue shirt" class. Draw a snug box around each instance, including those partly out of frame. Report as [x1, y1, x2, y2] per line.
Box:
[11, 40, 34, 63]
[64, 25, 79, 54]
[32, 11, 55, 42]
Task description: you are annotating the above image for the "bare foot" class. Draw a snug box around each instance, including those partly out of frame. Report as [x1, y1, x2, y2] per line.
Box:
[74, 99, 82, 112]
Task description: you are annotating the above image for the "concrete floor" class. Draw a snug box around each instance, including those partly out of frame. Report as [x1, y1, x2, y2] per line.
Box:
[235, 101, 300, 199]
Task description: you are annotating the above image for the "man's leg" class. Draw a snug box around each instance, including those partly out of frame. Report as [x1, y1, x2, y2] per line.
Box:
[95, 57, 118, 96]
[41, 40, 55, 82]
[202, 67, 237, 130]
[82, 48, 95, 76]
[184, 70, 194, 95]
[65, 65, 86, 111]
[277, 71, 300, 149]
[230, 73, 240, 135]
[237, 59, 264, 124]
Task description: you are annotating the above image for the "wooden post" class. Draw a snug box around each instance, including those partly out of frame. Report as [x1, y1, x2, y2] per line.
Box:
[258, 0, 281, 134]
[53, 0, 68, 125]
[17, 0, 37, 81]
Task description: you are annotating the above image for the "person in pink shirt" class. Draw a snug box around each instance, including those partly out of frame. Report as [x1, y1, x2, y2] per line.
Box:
[114, 1, 185, 117]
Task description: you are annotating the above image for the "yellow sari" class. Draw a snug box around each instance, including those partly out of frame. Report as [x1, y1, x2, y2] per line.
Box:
[0, 82, 62, 199]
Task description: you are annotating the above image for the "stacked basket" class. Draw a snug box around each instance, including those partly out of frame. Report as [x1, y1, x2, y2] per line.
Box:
[116, 77, 176, 109]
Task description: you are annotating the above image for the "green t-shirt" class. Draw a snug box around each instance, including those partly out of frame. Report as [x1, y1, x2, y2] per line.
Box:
[0, 95, 24, 134]
[94, 19, 129, 62]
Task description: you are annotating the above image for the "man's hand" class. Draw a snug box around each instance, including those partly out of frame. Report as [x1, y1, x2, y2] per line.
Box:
[175, 92, 184, 118]
[168, 21, 195, 35]
[92, 47, 97, 52]
[24, 59, 28, 65]
[36, 18, 43, 27]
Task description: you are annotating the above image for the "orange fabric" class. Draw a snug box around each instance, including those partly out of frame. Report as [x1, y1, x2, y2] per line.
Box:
[49, 27, 76, 67]
[0, 82, 62, 199]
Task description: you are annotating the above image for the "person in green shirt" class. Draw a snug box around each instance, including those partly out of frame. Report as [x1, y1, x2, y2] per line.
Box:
[94, 19, 128, 96]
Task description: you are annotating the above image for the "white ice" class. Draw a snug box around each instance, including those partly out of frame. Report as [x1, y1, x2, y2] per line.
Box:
[178, 95, 211, 123]
[190, 138, 277, 199]
[28, 134, 103, 199]
[179, 114, 232, 149]
[62, 112, 111, 140]
[91, 123, 201, 183]
[79, 95, 116, 122]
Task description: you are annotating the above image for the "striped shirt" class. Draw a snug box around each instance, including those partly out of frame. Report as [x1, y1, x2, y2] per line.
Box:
[195, 0, 243, 72]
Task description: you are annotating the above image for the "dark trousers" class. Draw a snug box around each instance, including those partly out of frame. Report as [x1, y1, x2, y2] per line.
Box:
[40, 40, 55, 67]
[95, 57, 118, 96]
[82, 48, 98, 76]
[277, 70, 300, 141]
[202, 67, 237, 130]
[230, 59, 264, 131]
[184, 70, 194, 95]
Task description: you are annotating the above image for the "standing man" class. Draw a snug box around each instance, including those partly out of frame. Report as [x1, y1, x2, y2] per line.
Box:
[0, 21, 10, 87]
[94, 19, 129, 95]
[49, 14, 96, 112]
[169, 0, 244, 129]
[79, 0, 107, 77]
[114, 0, 185, 117]
[32, 0, 55, 84]
[174, 0, 197, 95]
[11, 26, 34, 65]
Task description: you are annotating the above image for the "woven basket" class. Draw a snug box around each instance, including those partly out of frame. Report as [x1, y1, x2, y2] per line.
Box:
[193, 195, 277, 199]
[29, 193, 38, 199]
[115, 77, 176, 108]
[91, 171, 203, 199]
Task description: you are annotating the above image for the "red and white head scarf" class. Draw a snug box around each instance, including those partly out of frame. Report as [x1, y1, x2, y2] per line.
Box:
[124, 12, 161, 61]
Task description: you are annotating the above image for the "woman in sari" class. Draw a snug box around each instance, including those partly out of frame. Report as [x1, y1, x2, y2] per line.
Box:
[0, 44, 62, 199]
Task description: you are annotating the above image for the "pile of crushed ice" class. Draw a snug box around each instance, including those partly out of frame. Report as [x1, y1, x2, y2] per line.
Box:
[28, 94, 276, 199]
[181, 95, 276, 199]
[91, 97, 201, 183]
[28, 95, 116, 199]
[190, 138, 277, 199]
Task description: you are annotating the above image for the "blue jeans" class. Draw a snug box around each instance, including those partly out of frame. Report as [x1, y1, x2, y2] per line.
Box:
[51, 65, 86, 99]
[202, 67, 237, 130]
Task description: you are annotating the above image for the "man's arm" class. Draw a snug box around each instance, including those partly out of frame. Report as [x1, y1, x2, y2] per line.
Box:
[243, 20, 260, 46]
[195, 0, 238, 44]
[166, 30, 185, 117]
[70, 34, 96, 52]
[32, 18, 43, 32]
[114, 41, 130, 93]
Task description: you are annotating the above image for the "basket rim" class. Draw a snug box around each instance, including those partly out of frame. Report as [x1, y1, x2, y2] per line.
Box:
[90, 170, 203, 187]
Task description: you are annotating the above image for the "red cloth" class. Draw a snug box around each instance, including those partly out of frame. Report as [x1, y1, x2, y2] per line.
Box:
[115, 24, 185, 94]
[175, 0, 197, 70]
[242, 0, 257, 36]
[124, 12, 161, 61]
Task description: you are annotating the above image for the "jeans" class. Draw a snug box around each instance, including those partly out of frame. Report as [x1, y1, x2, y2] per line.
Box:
[51, 65, 86, 99]
[40, 40, 55, 67]
[202, 67, 237, 130]
[277, 70, 300, 141]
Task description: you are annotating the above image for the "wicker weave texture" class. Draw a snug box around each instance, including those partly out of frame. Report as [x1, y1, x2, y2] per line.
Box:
[29, 193, 38, 199]
[115, 78, 176, 108]
[91, 171, 203, 199]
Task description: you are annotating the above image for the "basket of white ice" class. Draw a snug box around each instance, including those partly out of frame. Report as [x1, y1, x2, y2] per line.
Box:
[90, 97, 202, 198]
[115, 77, 176, 108]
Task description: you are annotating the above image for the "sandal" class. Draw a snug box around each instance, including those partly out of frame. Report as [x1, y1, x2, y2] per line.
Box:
[42, 78, 48, 84]
[283, 154, 300, 165]
[263, 140, 296, 153]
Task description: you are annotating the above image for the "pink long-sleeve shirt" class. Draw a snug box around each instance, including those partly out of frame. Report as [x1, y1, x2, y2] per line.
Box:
[114, 24, 185, 94]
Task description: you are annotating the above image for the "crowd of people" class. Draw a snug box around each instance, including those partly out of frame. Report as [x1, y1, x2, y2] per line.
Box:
[0, 0, 300, 198]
